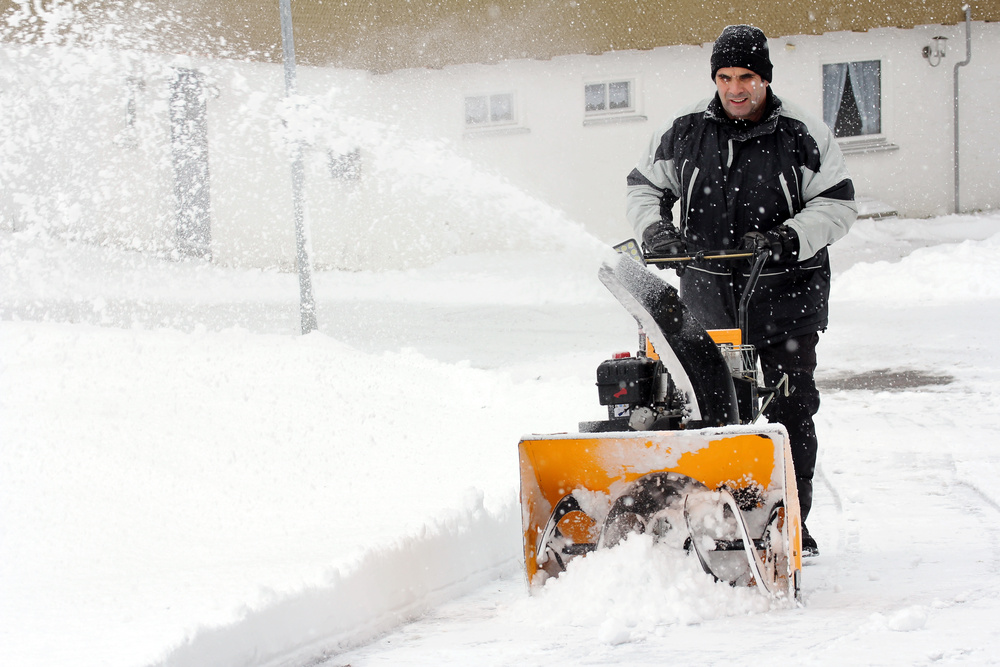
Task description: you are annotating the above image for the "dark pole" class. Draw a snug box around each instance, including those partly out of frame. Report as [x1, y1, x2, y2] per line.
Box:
[953, 4, 972, 214]
[279, 0, 318, 334]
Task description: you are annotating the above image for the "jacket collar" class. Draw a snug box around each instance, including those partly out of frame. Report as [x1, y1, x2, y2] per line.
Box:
[706, 88, 782, 141]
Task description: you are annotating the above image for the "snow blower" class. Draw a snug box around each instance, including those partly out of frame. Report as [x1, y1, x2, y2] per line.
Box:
[518, 242, 803, 599]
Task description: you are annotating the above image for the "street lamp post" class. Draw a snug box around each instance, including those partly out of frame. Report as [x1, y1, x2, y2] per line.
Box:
[278, 0, 318, 334]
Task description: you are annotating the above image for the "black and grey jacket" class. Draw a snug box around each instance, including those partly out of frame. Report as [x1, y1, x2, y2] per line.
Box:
[626, 89, 857, 346]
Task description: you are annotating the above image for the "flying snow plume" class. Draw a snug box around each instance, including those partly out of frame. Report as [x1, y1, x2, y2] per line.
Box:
[276, 92, 606, 270]
[1, 2, 604, 272]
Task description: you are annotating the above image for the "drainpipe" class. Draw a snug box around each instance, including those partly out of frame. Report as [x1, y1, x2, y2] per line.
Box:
[954, 5, 972, 214]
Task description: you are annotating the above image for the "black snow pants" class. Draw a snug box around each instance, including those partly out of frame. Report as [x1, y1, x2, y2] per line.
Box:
[757, 332, 820, 524]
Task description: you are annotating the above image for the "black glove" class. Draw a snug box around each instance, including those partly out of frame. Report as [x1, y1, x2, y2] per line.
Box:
[642, 222, 686, 256]
[740, 225, 799, 263]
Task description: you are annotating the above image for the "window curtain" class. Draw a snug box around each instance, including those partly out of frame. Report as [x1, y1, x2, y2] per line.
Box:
[848, 61, 881, 135]
[822, 63, 848, 130]
[823, 61, 881, 136]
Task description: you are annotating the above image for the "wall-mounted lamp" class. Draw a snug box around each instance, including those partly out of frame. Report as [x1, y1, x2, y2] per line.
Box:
[922, 35, 948, 67]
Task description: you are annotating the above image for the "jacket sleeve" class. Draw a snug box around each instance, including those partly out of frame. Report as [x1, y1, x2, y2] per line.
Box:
[626, 119, 682, 241]
[782, 104, 858, 261]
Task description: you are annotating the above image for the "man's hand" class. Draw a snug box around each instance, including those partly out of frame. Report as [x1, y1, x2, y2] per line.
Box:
[740, 225, 799, 263]
[642, 222, 686, 256]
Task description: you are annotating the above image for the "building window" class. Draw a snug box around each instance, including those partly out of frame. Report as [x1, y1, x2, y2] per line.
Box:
[585, 80, 633, 114]
[822, 60, 881, 138]
[465, 93, 515, 127]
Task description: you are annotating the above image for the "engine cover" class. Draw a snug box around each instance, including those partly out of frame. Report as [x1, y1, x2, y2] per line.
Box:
[596, 355, 660, 406]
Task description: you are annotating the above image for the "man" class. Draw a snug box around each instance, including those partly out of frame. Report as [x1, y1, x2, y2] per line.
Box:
[625, 24, 857, 556]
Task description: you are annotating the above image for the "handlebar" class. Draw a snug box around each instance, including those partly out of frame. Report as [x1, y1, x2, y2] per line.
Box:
[650, 248, 767, 339]
[642, 249, 756, 265]
[614, 239, 770, 345]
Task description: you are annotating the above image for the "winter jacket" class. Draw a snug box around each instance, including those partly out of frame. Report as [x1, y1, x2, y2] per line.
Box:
[626, 89, 857, 346]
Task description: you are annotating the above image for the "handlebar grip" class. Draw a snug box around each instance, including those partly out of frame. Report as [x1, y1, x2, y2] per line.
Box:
[644, 250, 757, 264]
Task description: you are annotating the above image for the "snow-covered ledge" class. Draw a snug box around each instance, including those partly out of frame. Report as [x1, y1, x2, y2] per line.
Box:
[855, 196, 899, 219]
[463, 126, 531, 139]
[583, 113, 648, 126]
[837, 136, 900, 155]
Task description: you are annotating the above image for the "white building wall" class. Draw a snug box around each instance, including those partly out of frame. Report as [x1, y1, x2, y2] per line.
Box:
[360, 21, 999, 244]
[1, 22, 996, 270]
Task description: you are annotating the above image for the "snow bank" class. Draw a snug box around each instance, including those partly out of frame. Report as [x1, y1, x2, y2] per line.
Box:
[157, 493, 521, 667]
[833, 215, 1000, 303]
[0, 318, 593, 667]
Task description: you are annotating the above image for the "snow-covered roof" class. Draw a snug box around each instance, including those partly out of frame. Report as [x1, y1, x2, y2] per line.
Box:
[0, 0, 995, 73]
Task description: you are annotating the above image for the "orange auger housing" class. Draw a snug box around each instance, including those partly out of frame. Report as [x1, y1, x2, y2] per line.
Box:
[518, 427, 802, 596]
[517, 248, 803, 599]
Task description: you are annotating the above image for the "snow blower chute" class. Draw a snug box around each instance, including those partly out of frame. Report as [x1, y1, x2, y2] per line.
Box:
[518, 243, 803, 599]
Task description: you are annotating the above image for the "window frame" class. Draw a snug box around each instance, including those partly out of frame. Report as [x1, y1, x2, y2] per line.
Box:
[582, 77, 646, 126]
[463, 91, 523, 134]
[820, 56, 897, 154]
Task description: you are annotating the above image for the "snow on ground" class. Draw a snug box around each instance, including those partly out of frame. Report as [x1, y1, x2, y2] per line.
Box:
[2, 213, 1000, 667]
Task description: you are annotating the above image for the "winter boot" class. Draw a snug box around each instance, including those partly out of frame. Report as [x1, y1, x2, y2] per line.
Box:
[801, 524, 819, 557]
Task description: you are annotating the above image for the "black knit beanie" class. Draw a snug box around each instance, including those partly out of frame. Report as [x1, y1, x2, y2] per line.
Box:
[710, 25, 772, 82]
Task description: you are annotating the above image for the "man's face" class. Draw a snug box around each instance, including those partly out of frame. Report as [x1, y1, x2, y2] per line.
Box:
[714, 66, 769, 122]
